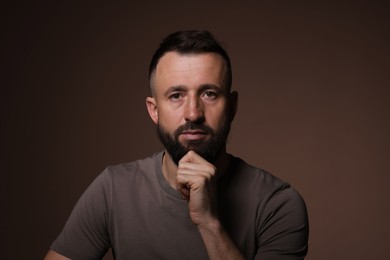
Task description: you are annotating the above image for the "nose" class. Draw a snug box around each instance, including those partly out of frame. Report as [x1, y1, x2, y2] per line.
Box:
[184, 96, 205, 123]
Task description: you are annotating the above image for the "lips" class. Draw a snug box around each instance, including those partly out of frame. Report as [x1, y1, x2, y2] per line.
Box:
[180, 130, 208, 140]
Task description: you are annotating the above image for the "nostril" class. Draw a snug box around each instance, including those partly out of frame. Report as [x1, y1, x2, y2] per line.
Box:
[184, 99, 205, 122]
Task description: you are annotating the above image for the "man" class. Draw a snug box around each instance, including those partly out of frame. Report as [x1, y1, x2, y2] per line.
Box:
[45, 30, 308, 259]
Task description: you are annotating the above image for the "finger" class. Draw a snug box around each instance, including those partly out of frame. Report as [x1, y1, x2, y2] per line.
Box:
[179, 151, 210, 165]
[176, 171, 212, 196]
[177, 162, 215, 177]
[177, 183, 190, 199]
[179, 152, 216, 177]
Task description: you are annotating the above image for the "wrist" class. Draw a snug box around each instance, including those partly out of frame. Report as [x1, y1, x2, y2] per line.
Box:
[197, 217, 222, 235]
[197, 217, 246, 260]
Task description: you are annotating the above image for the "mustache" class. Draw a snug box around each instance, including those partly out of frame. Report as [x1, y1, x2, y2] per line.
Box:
[174, 122, 214, 138]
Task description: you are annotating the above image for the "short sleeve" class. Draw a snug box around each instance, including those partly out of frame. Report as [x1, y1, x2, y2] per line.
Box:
[50, 169, 112, 259]
[255, 187, 309, 260]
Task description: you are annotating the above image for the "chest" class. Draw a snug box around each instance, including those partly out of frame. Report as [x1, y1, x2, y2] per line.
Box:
[108, 189, 209, 259]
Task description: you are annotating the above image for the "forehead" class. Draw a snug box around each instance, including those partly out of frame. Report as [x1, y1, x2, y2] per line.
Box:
[152, 52, 226, 92]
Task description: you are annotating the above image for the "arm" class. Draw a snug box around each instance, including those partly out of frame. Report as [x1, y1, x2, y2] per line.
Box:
[44, 250, 70, 260]
[177, 151, 245, 260]
[197, 219, 245, 260]
[45, 171, 111, 259]
[177, 151, 309, 259]
[254, 186, 309, 259]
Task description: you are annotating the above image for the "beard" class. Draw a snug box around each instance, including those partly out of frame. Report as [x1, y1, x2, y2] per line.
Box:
[157, 120, 231, 165]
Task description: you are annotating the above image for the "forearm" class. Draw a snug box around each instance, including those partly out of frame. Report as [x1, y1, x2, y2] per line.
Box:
[44, 250, 71, 260]
[175, 152, 244, 259]
[197, 218, 245, 260]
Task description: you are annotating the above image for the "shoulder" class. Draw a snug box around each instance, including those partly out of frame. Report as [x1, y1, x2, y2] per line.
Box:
[228, 156, 309, 257]
[221, 155, 309, 258]
[227, 155, 291, 198]
[99, 152, 162, 183]
[226, 155, 307, 220]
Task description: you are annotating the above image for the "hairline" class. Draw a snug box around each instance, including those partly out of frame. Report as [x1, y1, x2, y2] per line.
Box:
[149, 51, 231, 97]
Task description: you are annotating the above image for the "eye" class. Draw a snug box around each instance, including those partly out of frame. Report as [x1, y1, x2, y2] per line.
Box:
[168, 92, 182, 101]
[202, 90, 218, 99]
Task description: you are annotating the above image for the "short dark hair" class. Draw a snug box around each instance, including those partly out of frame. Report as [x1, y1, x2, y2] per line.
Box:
[149, 30, 232, 92]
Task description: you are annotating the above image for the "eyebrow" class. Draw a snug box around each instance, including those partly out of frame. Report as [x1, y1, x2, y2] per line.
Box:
[164, 84, 223, 96]
[198, 84, 222, 93]
[163, 85, 186, 97]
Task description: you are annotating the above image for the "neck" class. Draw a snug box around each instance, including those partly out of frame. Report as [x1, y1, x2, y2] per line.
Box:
[162, 150, 230, 190]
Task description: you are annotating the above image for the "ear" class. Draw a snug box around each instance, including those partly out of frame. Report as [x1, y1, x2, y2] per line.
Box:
[228, 91, 238, 122]
[146, 96, 158, 124]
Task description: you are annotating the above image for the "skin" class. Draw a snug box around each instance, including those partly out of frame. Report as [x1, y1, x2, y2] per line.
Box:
[147, 52, 244, 259]
[44, 251, 69, 260]
[45, 52, 243, 260]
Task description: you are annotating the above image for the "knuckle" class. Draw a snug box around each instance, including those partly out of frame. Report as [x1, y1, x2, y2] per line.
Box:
[206, 165, 216, 175]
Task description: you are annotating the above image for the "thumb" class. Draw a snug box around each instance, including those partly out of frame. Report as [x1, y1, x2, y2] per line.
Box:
[178, 183, 190, 200]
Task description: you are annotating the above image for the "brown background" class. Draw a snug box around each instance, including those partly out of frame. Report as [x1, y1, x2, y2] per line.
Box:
[2, 1, 389, 259]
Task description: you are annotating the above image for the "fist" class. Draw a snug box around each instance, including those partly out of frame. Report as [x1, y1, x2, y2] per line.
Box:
[176, 151, 218, 225]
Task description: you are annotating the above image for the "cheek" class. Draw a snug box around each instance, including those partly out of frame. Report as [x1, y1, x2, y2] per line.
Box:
[206, 107, 229, 129]
[157, 109, 183, 132]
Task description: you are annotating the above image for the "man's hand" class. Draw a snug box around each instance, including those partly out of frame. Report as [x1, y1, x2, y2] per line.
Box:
[176, 151, 218, 225]
[176, 151, 245, 260]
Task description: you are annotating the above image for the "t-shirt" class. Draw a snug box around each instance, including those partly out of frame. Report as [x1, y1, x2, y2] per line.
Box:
[51, 152, 308, 259]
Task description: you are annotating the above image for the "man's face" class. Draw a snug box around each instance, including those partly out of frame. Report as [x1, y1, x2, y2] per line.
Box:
[146, 52, 236, 165]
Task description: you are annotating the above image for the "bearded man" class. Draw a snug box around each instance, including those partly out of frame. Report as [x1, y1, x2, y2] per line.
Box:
[45, 30, 309, 260]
